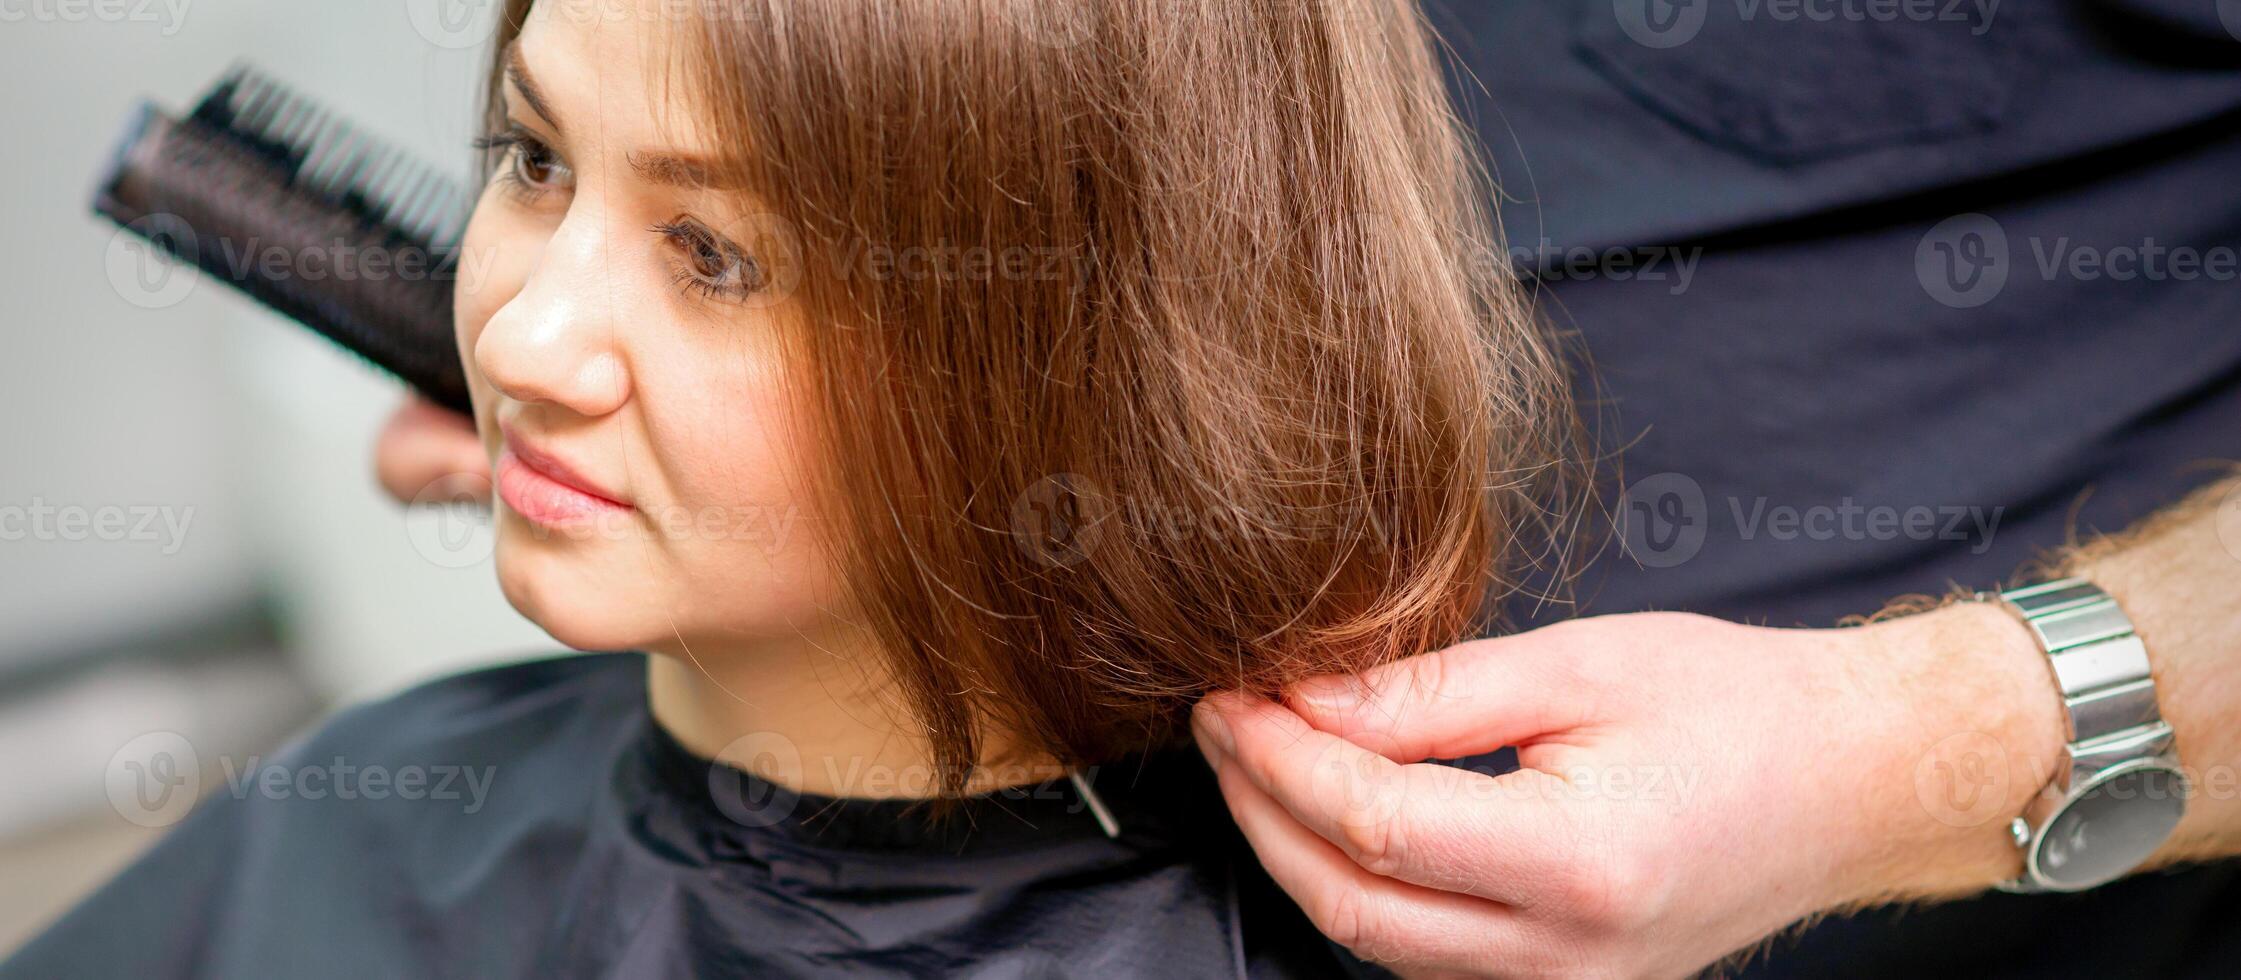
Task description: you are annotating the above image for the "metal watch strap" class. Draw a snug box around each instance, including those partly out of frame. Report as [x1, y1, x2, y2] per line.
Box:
[1992, 578, 2167, 747]
[1983, 577, 2174, 892]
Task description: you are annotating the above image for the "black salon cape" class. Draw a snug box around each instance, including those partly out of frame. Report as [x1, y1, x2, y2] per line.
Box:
[4, 652, 1373, 979]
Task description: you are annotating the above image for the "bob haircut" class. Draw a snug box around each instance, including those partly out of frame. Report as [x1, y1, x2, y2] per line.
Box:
[481, 0, 1584, 795]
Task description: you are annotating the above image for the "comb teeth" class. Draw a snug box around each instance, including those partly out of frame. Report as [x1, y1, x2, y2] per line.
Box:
[188, 65, 474, 248]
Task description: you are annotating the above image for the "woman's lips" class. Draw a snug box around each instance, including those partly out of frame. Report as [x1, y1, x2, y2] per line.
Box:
[496, 445, 632, 529]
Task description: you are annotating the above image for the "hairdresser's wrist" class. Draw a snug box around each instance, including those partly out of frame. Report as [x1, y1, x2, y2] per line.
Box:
[1827, 600, 2066, 908]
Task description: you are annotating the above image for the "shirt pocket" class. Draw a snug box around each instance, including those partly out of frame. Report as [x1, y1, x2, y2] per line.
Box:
[1571, 1, 2021, 163]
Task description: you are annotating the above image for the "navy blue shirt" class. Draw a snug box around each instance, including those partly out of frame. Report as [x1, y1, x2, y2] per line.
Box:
[1433, 2, 2241, 976]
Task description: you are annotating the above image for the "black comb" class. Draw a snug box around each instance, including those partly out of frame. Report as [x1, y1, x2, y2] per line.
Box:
[92, 64, 475, 414]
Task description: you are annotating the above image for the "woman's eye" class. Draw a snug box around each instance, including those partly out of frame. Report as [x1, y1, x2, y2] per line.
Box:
[471, 125, 572, 200]
[653, 216, 766, 302]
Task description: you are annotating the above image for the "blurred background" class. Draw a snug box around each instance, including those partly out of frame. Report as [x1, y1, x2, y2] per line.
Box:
[0, 0, 548, 950]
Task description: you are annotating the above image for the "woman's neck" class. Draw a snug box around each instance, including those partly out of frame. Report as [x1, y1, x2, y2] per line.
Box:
[641, 626, 1068, 799]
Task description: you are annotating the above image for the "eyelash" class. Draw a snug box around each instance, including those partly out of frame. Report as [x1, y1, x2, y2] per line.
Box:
[651, 216, 766, 302]
[470, 126, 765, 303]
[470, 124, 567, 203]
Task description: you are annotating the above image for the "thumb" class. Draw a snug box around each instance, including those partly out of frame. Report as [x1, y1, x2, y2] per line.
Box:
[1284, 629, 1598, 762]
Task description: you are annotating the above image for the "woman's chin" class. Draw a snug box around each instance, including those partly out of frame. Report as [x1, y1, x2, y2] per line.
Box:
[493, 535, 661, 653]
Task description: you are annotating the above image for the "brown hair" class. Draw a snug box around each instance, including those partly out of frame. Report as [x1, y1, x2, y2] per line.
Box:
[483, 0, 1585, 793]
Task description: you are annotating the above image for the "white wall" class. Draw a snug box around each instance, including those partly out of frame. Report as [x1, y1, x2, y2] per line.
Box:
[0, 0, 550, 698]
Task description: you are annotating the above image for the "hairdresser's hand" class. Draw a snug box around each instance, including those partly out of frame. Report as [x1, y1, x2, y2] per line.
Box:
[374, 395, 489, 505]
[1192, 606, 2066, 979]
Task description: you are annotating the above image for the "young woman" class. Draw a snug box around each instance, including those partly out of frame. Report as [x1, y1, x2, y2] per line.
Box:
[9, 0, 1579, 975]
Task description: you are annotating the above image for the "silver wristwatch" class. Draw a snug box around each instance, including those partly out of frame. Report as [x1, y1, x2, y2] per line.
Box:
[1978, 578, 2189, 894]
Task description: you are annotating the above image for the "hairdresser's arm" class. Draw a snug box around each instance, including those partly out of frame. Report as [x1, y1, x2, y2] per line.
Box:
[1192, 472, 2241, 979]
[374, 395, 490, 504]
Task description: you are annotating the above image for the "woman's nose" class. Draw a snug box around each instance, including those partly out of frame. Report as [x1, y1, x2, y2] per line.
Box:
[472, 208, 633, 417]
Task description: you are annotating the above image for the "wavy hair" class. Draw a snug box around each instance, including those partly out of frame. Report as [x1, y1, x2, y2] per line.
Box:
[481, 0, 1587, 794]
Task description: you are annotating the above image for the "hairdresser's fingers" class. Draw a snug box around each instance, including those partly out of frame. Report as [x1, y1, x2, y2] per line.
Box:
[1281, 621, 1617, 762]
[375, 395, 490, 505]
[1194, 692, 1581, 907]
[1209, 758, 1552, 975]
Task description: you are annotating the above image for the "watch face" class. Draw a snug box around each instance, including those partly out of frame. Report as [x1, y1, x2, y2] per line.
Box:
[2032, 763, 2188, 891]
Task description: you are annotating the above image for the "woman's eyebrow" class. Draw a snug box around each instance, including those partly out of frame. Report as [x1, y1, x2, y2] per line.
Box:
[504, 41, 563, 133]
[627, 150, 732, 189]
[505, 38, 733, 191]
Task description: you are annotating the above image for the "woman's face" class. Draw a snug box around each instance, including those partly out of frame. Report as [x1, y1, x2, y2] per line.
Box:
[455, 1, 839, 654]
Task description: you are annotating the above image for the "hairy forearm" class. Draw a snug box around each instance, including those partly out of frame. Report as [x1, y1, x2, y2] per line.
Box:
[2056, 469, 2241, 868]
[1849, 468, 2241, 905]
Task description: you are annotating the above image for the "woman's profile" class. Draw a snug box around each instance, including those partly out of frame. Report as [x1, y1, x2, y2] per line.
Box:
[7, 0, 1581, 976]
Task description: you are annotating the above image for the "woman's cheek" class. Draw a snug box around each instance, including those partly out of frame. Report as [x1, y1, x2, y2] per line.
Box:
[660, 375, 838, 599]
